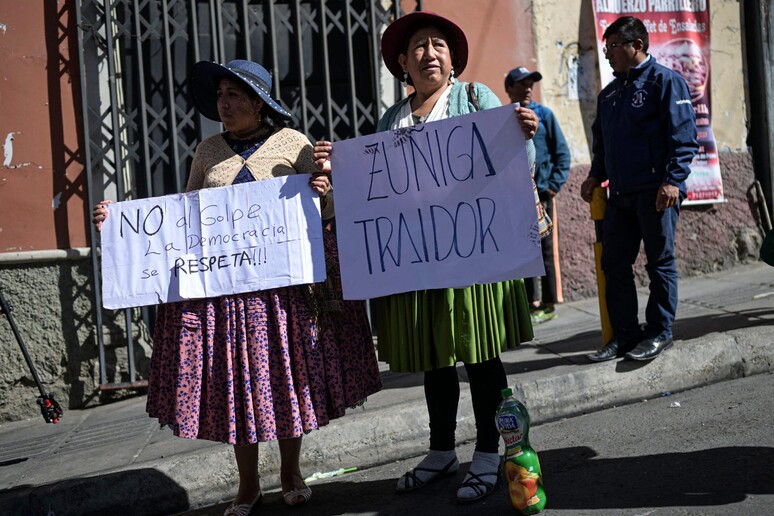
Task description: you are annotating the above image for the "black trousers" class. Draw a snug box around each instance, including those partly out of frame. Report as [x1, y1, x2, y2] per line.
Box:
[424, 357, 508, 453]
[526, 194, 557, 306]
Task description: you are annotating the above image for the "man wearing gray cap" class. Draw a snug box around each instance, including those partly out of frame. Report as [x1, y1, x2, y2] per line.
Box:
[505, 66, 571, 324]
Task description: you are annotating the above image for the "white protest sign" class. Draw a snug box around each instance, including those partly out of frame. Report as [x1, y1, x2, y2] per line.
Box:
[331, 104, 544, 300]
[101, 174, 325, 309]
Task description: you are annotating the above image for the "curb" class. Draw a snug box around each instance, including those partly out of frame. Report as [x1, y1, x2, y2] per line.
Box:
[515, 327, 774, 424]
[3, 328, 772, 515]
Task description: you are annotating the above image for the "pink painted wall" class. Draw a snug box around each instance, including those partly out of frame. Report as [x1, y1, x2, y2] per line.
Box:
[0, 0, 86, 252]
[401, 0, 539, 105]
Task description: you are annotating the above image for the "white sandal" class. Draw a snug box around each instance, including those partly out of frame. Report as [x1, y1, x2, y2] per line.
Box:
[223, 490, 262, 516]
[282, 485, 312, 506]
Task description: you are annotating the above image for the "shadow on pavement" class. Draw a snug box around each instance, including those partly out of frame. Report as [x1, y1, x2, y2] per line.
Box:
[535, 309, 774, 357]
[183, 445, 774, 515]
[183, 464, 510, 516]
[0, 468, 189, 516]
[501, 352, 582, 377]
[674, 309, 774, 341]
[379, 370, 424, 390]
[542, 445, 774, 509]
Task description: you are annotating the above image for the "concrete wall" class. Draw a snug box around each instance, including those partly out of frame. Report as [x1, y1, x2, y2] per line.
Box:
[526, 0, 762, 301]
[558, 153, 762, 302]
[531, 0, 748, 162]
[0, 258, 151, 422]
[0, 1, 150, 423]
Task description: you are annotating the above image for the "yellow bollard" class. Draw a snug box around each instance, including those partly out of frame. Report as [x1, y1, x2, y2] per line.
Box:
[590, 187, 613, 346]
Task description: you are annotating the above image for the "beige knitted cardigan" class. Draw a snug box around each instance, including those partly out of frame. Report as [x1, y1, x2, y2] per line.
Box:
[185, 127, 333, 219]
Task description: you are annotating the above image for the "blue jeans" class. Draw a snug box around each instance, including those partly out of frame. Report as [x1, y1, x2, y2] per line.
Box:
[601, 189, 681, 343]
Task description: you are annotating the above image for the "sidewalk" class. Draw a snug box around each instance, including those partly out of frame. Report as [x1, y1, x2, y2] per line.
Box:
[1, 263, 772, 515]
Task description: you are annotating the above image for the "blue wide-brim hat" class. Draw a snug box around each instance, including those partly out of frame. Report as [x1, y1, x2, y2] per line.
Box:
[190, 59, 291, 121]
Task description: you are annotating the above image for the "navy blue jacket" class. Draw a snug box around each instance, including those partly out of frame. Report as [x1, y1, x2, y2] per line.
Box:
[589, 56, 698, 195]
[530, 102, 571, 194]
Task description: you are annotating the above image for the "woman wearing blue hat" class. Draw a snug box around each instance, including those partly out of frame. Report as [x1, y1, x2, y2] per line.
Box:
[314, 11, 542, 505]
[94, 59, 382, 515]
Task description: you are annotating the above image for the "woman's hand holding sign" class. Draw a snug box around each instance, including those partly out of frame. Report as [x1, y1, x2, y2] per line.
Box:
[515, 106, 539, 140]
[308, 172, 332, 197]
[313, 141, 333, 174]
[92, 200, 113, 233]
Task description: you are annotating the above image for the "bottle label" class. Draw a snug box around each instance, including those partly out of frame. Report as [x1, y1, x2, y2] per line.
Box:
[498, 414, 524, 449]
[505, 460, 542, 511]
[503, 432, 524, 449]
[527, 495, 542, 507]
[497, 413, 520, 431]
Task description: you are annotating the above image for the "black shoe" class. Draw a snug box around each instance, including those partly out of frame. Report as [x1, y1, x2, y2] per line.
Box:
[625, 337, 673, 361]
[587, 338, 636, 362]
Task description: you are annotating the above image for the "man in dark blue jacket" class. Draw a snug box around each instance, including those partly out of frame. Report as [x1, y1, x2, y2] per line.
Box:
[505, 66, 571, 324]
[581, 16, 698, 362]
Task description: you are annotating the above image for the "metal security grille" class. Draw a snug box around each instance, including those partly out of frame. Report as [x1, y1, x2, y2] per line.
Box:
[75, 0, 415, 389]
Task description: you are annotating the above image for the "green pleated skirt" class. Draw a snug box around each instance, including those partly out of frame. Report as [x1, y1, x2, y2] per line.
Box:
[373, 279, 533, 373]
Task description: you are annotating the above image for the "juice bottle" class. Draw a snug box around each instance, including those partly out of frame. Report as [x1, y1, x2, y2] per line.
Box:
[495, 387, 546, 514]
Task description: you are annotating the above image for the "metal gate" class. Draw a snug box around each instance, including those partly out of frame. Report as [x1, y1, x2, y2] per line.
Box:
[75, 0, 415, 389]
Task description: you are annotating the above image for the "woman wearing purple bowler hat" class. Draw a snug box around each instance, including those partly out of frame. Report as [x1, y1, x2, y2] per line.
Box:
[313, 11, 541, 504]
[93, 59, 381, 515]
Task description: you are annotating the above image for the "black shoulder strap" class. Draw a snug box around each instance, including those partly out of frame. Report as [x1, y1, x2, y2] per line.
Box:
[466, 82, 480, 112]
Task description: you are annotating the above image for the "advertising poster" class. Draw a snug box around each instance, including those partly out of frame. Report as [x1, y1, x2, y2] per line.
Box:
[592, 0, 724, 204]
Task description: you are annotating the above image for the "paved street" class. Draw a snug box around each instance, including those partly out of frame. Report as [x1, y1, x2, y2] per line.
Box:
[184, 372, 774, 516]
[2, 263, 772, 515]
